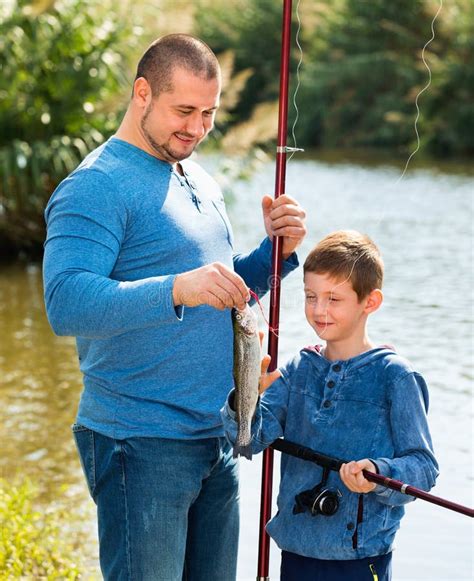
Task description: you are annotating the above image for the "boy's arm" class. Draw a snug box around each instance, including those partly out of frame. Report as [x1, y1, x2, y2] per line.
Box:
[220, 371, 290, 456]
[370, 371, 439, 506]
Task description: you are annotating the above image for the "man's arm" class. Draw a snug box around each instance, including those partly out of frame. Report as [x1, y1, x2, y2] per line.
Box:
[43, 170, 248, 339]
[43, 170, 184, 338]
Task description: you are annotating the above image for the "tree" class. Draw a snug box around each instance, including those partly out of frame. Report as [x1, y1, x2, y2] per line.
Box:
[423, 0, 474, 155]
[194, 0, 300, 127]
[0, 0, 138, 258]
[297, 0, 447, 151]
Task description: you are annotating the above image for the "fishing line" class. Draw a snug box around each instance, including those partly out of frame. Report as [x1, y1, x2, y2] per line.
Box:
[318, 0, 444, 338]
[288, 0, 304, 163]
[396, 0, 443, 185]
[260, 3, 444, 344]
[250, 289, 279, 337]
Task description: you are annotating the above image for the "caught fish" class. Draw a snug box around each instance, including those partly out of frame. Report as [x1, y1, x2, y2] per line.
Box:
[232, 304, 261, 460]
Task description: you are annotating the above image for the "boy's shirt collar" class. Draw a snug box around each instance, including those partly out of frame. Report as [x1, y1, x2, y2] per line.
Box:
[302, 344, 397, 372]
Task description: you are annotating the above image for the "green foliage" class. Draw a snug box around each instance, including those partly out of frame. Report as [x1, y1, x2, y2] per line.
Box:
[423, 0, 474, 155]
[298, 0, 445, 151]
[194, 0, 299, 124]
[0, 0, 138, 258]
[0, 0, 471, 258]
[194, 0, 472, 157]
[0, 479, 81, 579]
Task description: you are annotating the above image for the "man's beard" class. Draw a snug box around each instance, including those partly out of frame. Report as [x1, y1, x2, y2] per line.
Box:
[141, 103, 197, 163]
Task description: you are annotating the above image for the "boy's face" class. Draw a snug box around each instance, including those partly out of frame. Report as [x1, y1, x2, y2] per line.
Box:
[304, 272, 374, 342]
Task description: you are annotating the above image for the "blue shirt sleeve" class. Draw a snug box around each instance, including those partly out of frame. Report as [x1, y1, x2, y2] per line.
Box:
[43, 169, 183, 339]
[373, 371, 439, 506]
[44, 169, 298, 340]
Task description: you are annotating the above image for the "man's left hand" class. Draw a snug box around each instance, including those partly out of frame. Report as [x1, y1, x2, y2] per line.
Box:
[262, 194, 306, 260]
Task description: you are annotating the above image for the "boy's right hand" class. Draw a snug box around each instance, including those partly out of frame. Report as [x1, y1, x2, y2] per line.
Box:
[258, 332, 282, 394]
[339, 460, 377, 493]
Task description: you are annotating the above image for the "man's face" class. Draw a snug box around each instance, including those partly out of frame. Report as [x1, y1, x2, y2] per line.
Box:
[303, 271, 368, 342]
[140, 67, 220, 163]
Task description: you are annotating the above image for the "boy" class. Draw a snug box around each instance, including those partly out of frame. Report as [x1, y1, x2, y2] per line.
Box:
[221, 230, 438, 581]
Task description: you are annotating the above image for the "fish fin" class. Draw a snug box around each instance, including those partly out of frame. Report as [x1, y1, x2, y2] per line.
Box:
[233, 443, 253, 460]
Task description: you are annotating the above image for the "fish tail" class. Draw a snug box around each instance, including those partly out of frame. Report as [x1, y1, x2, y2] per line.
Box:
[233, 443, 253, 460]
[234, 420, 253, 459]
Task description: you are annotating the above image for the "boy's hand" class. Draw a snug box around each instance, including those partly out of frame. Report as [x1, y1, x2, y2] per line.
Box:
[339, 459, 377, 493]
[258, 331, 282, 394]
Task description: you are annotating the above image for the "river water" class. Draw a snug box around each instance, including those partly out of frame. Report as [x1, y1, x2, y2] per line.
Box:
[0, 153, 472, 579]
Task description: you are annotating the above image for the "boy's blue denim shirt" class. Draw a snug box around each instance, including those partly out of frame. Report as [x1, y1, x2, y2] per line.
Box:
[221, 345, 439, 560]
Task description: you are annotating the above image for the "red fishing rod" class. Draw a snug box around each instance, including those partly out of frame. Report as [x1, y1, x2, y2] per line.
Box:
[271, 439, 474, 518]
[257, 1, 293, 579]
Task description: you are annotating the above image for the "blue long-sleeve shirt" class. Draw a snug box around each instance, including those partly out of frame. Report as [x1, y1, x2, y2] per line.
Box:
[221, 345, 439, 560]
[43, 137, 298, 439]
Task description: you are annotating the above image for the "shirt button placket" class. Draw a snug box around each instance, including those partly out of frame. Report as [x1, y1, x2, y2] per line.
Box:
[323, 363, 342, 410]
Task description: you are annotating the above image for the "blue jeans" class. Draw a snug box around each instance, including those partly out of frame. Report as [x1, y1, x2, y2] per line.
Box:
[72, 425, 240, 580]
[280, 550, 392, 581]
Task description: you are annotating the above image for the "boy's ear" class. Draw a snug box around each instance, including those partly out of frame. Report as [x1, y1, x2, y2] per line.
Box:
[364, 289, 383, 314]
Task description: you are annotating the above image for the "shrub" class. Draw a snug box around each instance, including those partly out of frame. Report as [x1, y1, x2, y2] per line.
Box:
[0, 0, 138, 259]
[0, 478, 81, 579]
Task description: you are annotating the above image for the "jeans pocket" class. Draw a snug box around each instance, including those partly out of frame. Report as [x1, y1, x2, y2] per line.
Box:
[72, 423, 96, 499]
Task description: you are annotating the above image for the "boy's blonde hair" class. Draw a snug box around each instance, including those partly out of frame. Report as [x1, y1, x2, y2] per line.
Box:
[303, 230, 384, 301]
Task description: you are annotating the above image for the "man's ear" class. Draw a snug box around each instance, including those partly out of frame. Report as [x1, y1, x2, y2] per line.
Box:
[364, 289, 383, 314]
[132, 77, 152, 108]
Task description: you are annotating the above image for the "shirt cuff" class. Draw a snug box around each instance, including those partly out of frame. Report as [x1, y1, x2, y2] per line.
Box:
[226, 389, 237, 418]
[371, 458, 393, 496]
[261, 236, 300, 276]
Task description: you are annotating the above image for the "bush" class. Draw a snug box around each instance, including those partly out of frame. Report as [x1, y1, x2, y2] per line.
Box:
[0, 479, 81, 579]
[0, 0, 139, 259]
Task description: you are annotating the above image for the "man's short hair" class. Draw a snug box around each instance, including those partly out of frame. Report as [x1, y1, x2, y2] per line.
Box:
[303, 230, 384, 300]
[134, 34, 220, 96]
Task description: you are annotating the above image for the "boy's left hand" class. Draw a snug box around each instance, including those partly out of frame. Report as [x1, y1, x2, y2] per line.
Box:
[339, 459, 377, 493]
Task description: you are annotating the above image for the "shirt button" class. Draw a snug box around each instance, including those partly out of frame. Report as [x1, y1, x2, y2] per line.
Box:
[323, 400, 331, 408]
[327, 380, 335, 388]
[347, 522, 355, 530]
[332, 364, 341, 372]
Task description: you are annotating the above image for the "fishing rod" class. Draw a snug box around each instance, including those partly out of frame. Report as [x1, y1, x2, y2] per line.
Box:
[257, 1, 293, 579]
[271, 438, 474, 519]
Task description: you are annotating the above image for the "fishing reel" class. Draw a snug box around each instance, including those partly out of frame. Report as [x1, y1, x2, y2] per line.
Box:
[293, 467, 342, 517]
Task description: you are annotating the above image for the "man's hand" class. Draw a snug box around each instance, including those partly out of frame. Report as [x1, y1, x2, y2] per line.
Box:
[261, 194, 307, 259]
[258, 332, 282, 394]
[173, 262, 249, 310]
[339, 459, 377, 494]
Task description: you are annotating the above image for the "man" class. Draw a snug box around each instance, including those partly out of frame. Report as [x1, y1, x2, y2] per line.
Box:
[43, 34, 306, 580]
